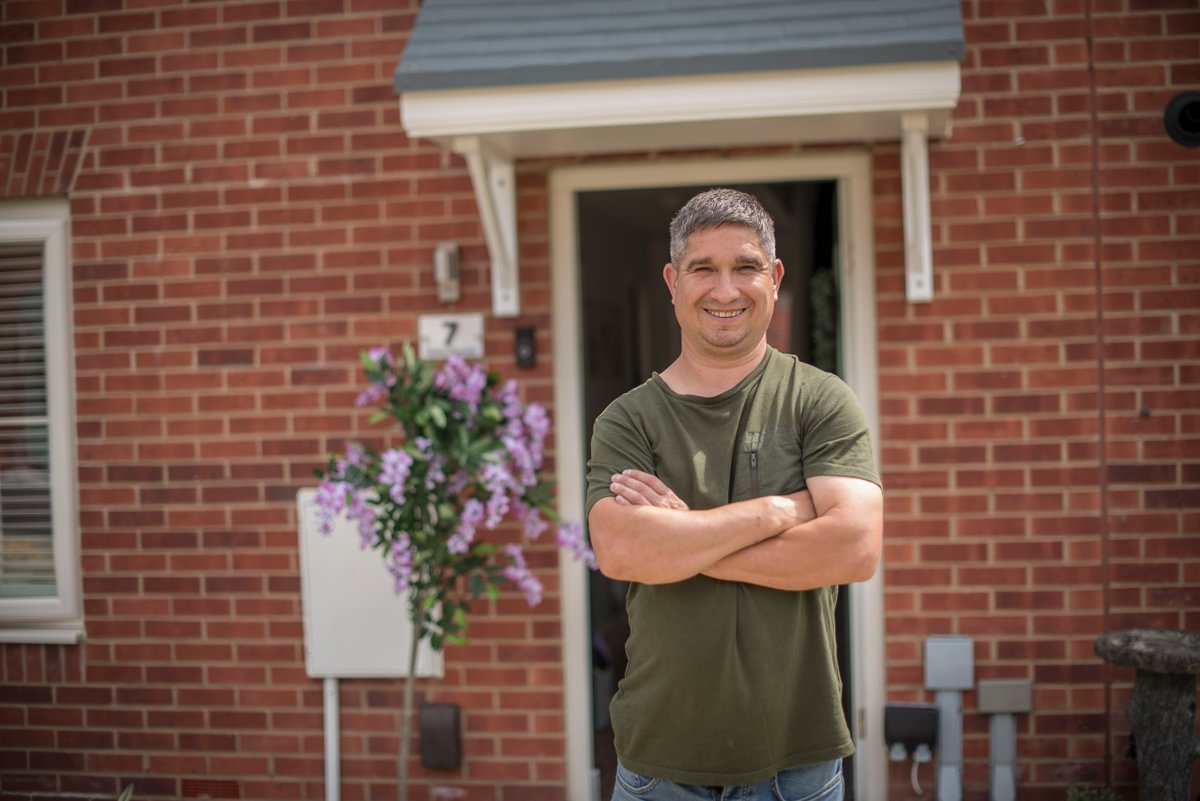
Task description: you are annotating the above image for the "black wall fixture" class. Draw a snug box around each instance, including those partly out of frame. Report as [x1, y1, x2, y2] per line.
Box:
[1163, 91, 1200, 147]
[419, 702, 462, 771]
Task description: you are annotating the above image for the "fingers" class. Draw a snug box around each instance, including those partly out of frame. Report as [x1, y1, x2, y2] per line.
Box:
[627, 469, 670, 494]
[609, 471, 655, 506]
[609, 470, 689, 511]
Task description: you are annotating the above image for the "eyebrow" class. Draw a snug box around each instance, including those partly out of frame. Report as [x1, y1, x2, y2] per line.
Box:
[681, 255, 766, 270]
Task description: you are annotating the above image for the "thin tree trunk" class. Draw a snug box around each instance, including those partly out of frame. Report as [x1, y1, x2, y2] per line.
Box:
[398, 607, 423, 801]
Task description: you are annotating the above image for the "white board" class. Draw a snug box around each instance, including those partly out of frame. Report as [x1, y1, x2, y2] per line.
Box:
[296, 488, 442, 679]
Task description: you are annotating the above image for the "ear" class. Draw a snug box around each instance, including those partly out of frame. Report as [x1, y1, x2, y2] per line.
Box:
[663, 263, 677, 303]
[772, 258, 784, 300]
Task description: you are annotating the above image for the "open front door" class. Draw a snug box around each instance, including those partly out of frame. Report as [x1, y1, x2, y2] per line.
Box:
[551, 156, 883, 801]
[577, 181, 847, 798]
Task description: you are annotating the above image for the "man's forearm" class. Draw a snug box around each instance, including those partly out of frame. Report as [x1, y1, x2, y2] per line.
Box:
[703, 477, 882, 591]
[588, 494, 805, 584]
[702, 513, 880, 591]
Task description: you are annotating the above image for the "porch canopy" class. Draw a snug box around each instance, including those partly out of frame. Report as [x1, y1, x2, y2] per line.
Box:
[395, 0, 965, 312]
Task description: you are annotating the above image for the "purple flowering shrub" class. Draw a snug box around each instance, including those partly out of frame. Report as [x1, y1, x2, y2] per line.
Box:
[315, 345, 596, 650]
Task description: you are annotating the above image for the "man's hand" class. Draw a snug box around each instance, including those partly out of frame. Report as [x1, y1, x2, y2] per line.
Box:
[609, 469, 690, 510]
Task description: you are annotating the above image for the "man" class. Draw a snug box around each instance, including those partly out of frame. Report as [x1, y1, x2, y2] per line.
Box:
[585, 188, 883, 800]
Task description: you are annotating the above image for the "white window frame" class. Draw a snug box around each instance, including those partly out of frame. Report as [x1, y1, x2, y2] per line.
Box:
[0, 200, 83, 644]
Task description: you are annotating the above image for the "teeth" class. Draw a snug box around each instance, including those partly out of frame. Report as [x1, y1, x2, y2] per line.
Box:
[708, 309, 743, 318]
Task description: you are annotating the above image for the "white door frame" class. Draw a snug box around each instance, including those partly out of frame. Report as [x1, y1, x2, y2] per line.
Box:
[551, 154, 884, 801]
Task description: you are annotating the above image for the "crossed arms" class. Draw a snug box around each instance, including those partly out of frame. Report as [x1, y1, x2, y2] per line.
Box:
[587, 470, 883, 591]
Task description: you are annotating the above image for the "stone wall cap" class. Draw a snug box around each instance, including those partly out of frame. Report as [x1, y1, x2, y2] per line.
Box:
[1094, 628, 1200, 675]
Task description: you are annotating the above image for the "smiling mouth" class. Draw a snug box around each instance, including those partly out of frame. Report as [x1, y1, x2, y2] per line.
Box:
[706, 309, 745, 319]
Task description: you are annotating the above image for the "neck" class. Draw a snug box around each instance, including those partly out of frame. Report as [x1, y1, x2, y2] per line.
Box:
[661, 340, 768, 397]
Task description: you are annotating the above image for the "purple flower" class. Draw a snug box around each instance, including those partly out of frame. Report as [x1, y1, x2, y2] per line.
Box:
[446, 467, 471, 495]
[409, 436, 447, 492]
[315, 480, 349, 536]
[367, 347, 391, 366]
[434, 355, 489, 416]
[523, 403, 549, 466]
[481, 460, 516, 528]
[355, 382, 388, 408]
[346, 489, 377, 549]
[513, 499, 548, 540]
[448, 499, 484, 554]
[387, 533, 413, 593]
[380, 448, 414, 504]
[556, 521, 597, 570]
[496, 379, 524, 428]
[344, 442, 367, 470]
[424, 455, 446, 492]
[502, 543, 543, 607]
[502, 434, 537, 490]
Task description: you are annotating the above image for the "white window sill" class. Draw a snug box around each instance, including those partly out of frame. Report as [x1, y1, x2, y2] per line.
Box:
[0, 625, 85, 644]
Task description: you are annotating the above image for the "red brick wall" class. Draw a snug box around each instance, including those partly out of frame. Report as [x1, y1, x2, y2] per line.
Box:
[1, 1, 1197, 800]
[878, 1, 1199, 799]
[2, 2, 564, 800]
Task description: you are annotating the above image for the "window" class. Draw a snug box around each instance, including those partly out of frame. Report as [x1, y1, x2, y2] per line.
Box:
[0, 201, 82, 643]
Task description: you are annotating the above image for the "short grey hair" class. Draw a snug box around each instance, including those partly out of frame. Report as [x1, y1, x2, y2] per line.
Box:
[669, 188, 776, 265]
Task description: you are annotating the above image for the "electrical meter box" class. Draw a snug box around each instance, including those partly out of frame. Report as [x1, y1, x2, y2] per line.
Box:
[924, 636, 974, 690]
[296, 488, 442, 679]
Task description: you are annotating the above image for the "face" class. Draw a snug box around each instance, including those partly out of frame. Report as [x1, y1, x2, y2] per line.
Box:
[663, 224, 784, 361]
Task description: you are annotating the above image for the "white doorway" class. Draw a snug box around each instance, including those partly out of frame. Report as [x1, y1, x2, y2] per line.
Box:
[551, 154, 883, 801]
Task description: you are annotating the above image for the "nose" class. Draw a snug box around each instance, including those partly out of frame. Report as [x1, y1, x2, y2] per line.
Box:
[709, 269, 739, 302]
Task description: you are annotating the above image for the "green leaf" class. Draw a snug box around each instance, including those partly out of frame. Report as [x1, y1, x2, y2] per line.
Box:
[367, 410, 390, 425]
[429, 404, 447, 429]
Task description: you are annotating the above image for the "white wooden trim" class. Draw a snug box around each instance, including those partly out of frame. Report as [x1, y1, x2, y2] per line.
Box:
[551, 155, 885, 801]
[901, 114, 934, 303]
[403, 62, 959, 155]
[454, 136, 520, 317]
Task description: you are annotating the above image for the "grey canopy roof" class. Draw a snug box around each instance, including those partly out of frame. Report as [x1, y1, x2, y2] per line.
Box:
[394, 0, 965, 93]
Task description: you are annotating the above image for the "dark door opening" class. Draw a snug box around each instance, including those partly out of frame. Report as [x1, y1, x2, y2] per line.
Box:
[578, 181, 852, 799]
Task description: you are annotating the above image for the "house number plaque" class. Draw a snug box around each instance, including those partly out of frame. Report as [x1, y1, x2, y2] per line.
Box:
[417, 312, 484, 361]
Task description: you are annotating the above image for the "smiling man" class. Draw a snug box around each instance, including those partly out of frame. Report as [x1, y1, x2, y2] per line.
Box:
[585, 188, 883, 800]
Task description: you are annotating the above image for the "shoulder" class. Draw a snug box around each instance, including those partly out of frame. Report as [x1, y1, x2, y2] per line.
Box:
[763, 349, 845, 395]
[596, 376, 667, 422]
[765, 348, 827, 379]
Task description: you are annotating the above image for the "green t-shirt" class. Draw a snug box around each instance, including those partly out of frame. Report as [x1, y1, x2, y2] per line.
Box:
[585, 347, 880, 786]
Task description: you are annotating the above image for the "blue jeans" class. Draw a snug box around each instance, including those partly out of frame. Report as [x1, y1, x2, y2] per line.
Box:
[612, 758, 844, 801]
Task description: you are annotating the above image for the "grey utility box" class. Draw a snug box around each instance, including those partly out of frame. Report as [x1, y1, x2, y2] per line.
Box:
[978, 679, 1032, 714]
[925, 636, 974, 690]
